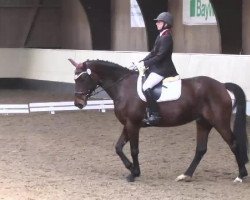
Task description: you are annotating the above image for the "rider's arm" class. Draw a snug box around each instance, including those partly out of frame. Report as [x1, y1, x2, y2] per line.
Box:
[143, 35, 172, 67]
[142, 51, 154, 62]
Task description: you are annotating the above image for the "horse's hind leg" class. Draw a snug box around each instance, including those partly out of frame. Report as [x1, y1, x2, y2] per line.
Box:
[214, 125, 248, 182]
[176, 119, 212, 182]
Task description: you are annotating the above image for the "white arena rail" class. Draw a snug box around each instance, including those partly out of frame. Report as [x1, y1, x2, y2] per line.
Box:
[0, 100, 114, 114]
[29, 100, 114, 114]
[0, 104, 29, 114]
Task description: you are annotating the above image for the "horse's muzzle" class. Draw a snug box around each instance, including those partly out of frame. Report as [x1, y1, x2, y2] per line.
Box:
[74, 97, 87, 109]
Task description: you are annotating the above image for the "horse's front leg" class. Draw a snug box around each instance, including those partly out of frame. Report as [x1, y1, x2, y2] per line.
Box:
[115, 127, 133, 171]
[126, 121, 141, 182]
[115, 123, 141, 182]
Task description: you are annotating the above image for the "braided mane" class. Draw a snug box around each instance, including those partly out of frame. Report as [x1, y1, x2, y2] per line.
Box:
[87, 59, 132, 74]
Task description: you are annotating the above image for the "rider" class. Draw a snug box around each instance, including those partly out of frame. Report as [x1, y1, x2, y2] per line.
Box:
[138, 12, 179, 125]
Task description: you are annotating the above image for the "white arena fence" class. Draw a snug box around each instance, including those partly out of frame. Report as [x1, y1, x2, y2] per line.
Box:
[0, 104, 29, 114]
[0, 100, 114, 114]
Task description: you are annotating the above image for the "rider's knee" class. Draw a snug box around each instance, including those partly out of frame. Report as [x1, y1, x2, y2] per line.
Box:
[142, 83, 151, 91]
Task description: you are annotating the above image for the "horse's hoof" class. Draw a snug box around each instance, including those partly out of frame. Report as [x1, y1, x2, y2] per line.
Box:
[175, 174, 192, 182]
[126, 174, 135, 182]
[233, 177, 243, 183]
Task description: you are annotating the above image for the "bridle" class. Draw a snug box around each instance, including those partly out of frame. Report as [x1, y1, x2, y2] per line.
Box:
[74, 67, 133, 98]
[74, 69, 100, 98]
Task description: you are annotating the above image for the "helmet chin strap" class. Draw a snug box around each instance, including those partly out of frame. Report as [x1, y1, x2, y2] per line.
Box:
[159, 22, 168, 32]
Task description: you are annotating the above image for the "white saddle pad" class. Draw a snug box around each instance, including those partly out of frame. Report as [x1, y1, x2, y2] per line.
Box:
[137, 75, 182, 102]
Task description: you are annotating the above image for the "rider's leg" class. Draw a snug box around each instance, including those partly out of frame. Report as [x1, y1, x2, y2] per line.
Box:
[142, 73, 164, 125]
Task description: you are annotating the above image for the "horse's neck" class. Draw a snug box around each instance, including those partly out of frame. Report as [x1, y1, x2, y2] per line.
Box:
[97, 69, 132, 101]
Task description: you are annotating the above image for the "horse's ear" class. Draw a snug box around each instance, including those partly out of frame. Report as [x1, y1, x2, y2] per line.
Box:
[68, 58, 82, 68]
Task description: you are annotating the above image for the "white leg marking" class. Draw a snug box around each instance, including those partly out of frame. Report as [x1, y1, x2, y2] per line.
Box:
[175, 174, 192, 182]
[233, 177, 243, 183]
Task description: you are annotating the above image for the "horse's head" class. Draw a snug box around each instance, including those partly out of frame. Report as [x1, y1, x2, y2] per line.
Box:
[68, 59, 98, 109]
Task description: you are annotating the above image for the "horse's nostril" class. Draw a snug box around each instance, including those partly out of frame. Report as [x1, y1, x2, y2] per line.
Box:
[74, 102, 83, 109]
[74, 97, 87, 109]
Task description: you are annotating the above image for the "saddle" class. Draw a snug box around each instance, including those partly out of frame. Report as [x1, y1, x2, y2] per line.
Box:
[137, 71, 182, 102]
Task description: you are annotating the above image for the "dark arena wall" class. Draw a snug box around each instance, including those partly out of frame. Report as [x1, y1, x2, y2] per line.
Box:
[0, 0, 250, 54]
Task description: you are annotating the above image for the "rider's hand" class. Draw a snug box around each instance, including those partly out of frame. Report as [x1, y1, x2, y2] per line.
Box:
[136, 61, 145, 71]
[136, 61, 146, 76]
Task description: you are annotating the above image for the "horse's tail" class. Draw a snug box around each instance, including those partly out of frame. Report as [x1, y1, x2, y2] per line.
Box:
[225, 82, 249, 164]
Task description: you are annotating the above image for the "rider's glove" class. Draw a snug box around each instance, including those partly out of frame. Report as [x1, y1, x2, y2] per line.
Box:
[136, 61, 146, 76]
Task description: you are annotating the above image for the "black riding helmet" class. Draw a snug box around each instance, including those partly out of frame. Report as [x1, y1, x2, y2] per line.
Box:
[154, 12, 173, 28]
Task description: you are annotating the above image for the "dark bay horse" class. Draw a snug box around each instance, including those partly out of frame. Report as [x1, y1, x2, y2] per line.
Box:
[69, 58, 248, 183]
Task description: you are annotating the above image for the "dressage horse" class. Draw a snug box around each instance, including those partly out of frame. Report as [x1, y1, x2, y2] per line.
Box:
[69, 58, 248, 183]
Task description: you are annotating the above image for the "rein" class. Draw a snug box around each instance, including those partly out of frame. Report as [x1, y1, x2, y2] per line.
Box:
[89, 72, 133, 97]
[75, 66, 135, 98]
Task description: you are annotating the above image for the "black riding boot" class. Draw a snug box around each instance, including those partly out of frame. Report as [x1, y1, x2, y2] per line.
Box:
[143, 89, 161, 125]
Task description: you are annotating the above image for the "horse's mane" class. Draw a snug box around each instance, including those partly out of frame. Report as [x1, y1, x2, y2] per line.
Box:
[88, 59, 134, 74]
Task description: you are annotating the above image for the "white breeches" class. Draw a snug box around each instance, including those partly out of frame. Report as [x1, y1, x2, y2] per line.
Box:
[142, 72, 164, 91]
